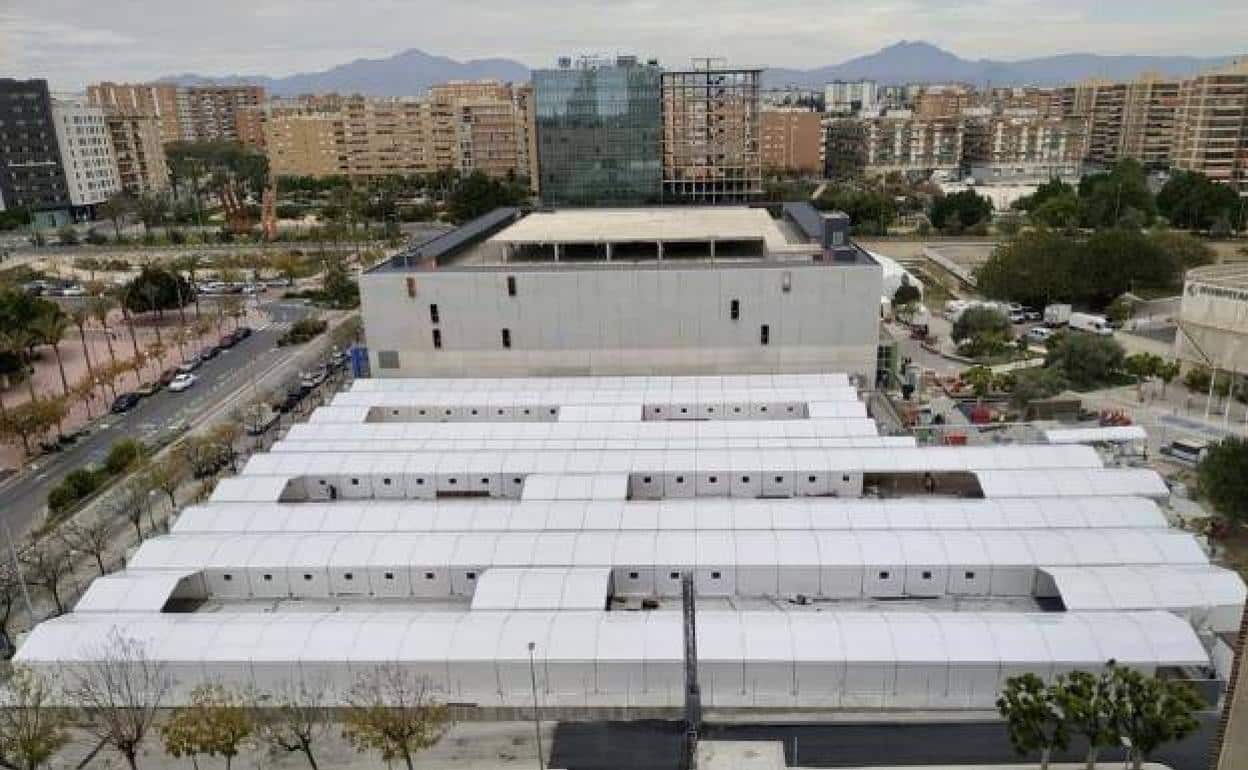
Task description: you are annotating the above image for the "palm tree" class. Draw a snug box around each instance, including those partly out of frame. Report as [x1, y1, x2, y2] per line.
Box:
[174, 253, 204, 319]
[0, 330, 15, 419]
[69, 305, 96, 387]
[87, 296, 119, 372]
[30, 313, 72, 401]
[10, 328, 41, 404]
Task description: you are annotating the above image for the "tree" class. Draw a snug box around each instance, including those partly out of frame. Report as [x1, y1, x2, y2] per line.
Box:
[1009, 367, 1069, 410]
[144, 454, 185, 513]
[930, 189, 993, 233]
[269, 252, 302, 285]
[162, 684, 254, 770]
[67, 631, 170, 770]
[996, 673, 1067, 770]
[319, 255, 359, 309]
[1044, 333, 1126, 389]
[892, 281, 921, 315]
[251, 680, 332, 770]
[0, 669, 71, 770]
[953, 307, 1013, 359]
[962, 366, 997, 399]
[1053, 667, 1118, 770]
[342, 666, 450, 770]
[122, 266, 194, 318]
[108, 478, 153, 541]
[20, 537, 73, 616]
[1031, 192, 1081, 231]
[28, 313, 72, 403]
[1197, 437, 1248, 527]
[1149, 230, 1215, 276]
[87, 296, 120, 372]
[69, 305, 97, 388]
[1078, 159, 1156, 229]
[97, 191, 135, 241]
[1156, 359, 1181, 396]
[1157, 170, 1244, 231]
[0, 560, 24, 646]
[1124, 353, 1163, 400]
[61, 517, 114, 575]
[1107, 666, 1202, 770]
[446, 171, 526, 224]
[0, 400, 64, 458]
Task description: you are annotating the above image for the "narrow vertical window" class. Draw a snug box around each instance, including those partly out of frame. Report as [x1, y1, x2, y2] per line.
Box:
[405, 277, 416, 297]
[730, 299, 740, 320]
[432, 329, 442, 349]
[429, 303, 439, 324]
[507, 275, 517, 296]
[760, 324, 770, 345]
[501, 328, 511, 348]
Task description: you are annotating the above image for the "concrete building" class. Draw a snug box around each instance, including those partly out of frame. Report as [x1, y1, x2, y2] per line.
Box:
[16, 372, 1236, 709]
[431, 81, 534, 182]
[338, 96, 441, 177]
[760, 110, 823, 176]
[102, 112, 170, 195]
[534, 56, 664, 205]
[861, 115, 964, 176]
[661, 63, 763, 202]
[912, 85, 974, 120]
[86, 82, 183, 144]
[0, 79, 71, 224]
[359, 203, 882, 379]
[824, 80, 879, 115]
[181, 85, 265, 143]
[1175, 264, 1248, 376]
[1172, 58, 1248, 192]
[50, 97, 121, 215]
[1059, 75, 1182, 171]
[962, 113, 1087, 183]
[263, 108, 343, 179]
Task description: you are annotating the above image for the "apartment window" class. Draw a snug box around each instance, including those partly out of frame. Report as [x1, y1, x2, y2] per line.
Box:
[629, 572, 639, 579]
[501, 328, 511, 348]
[878, 571, 890, 580]
[383, 478, 392, 486]
[429, 303, 439, 323]
[708, 476, 718, 484]
[643, 476, 652, 483]
[424, 572, 436, 580]
[351, 478, 360, 486]
[384, 572, 395, 580]
[675, 476, 685, 484]
[432, 329, 442, 349]
[808, 475, 817, 483]
[760, 324, 770, 345]
[774, 475, 784, 483]
[741, 475, 751, 483]
[730, 299, 740, 320]
[405, 277, 416, 298]
[507, 275, 517, 296]
[670, 571, 680, 580]
[782, 271, 792, 293]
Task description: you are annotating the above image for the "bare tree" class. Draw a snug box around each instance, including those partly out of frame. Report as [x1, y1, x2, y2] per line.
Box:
[0, 668, 71, 770]
[144, 454, 185, 512]
[251, 680, 331, 770]
[342, 666, 450, 770]
[107, 479, 152, 542]
[61, 518, 113, 576]
[19, 539, 72, 617]
[66, 631, 170, 770]
[0, 560, 25, 645]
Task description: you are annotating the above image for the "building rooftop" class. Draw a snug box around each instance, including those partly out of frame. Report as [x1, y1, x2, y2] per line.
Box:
[1186, 263, 1248, 291]
[373, 203, 876, 272]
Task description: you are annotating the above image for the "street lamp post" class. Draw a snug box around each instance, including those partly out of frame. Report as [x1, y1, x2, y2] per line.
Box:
[528, 641, 544, 770]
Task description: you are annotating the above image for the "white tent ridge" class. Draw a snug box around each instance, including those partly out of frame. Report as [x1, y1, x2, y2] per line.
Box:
[16, 609, 1209, 709]
[349, 373, 851, 393]
[1043, 565, 1247, 633]
[173, 496, 1171, 535]
[470, 568, 611, 610]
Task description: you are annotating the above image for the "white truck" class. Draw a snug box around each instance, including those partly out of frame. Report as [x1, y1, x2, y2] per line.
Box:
[1068, 312, 1114, 336]
[1043, 303, 1072, 326]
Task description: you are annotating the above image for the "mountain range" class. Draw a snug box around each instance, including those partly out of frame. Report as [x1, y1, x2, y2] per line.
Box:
[158, 41, 1238, 96]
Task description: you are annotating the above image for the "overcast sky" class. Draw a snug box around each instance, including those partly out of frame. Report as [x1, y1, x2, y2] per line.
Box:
[4, 0, 1246, 90]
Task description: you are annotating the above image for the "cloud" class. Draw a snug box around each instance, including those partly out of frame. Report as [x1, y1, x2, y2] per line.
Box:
[3, 0, 1245, 90]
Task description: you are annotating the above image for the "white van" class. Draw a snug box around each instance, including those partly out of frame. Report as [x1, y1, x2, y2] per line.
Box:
[1068, 312, 1113, 336]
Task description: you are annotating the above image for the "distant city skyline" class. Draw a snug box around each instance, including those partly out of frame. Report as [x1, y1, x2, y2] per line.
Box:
[3, 0, 1247, 90]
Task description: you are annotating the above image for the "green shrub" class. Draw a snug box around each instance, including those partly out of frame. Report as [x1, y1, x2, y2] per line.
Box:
[48, 467, 106, 513]
[104, 438, 145, 475]
[277, 317, 328, 346]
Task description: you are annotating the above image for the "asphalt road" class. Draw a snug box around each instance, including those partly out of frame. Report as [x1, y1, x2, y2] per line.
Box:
[550, 715, 1218, 770]
[0, 299, 316, 538]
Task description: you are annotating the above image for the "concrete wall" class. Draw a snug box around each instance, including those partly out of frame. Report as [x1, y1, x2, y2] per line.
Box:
[361, 262, 882, 379]
[1176, 278, 1248, 373]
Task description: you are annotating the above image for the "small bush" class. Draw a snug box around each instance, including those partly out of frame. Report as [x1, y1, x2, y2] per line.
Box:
[48, 467, 106, 513]
[277, 317, 328, 346]
[104, 438, 144, 475]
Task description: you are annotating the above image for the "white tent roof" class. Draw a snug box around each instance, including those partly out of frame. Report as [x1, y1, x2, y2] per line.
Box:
[208, 476, 290, 503]
[73, 571, 195, 613]
[330, 385, 861, 409]
[470, 568, 611, 610]
[975, 469, 1169, 498]
[1046, 565, 1247, 613]
[351, 373, 851, 393]
[127, 528, 1208, 573]
[1043, 426, 1148, 445]
[17, 609, 1209, 672]
[241, 445, 1105, 478]
[172, 497, 1170, 535]
[307, 400, 871, 424]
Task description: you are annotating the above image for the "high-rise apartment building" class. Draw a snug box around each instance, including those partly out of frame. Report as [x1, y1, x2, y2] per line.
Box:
[824, 81, 879, 115]
[104, 112, 171, 195]
[1172, 58, 1248, 192]
[534, 56, 663, 205]
[431, 81, 534, 182]
[50, 97, 121, 212]
[1058, 75, 1181, 170]
[263, 107, 343, 179]
[860, 115, 964, 175]
[86, 82, 183, 144]
[912, 85, 974, 120]
[0, 79, 71, 220]
[963, 113, 1087, 183]
[760, 109, 823, 175]
[661, 63, 762, 202]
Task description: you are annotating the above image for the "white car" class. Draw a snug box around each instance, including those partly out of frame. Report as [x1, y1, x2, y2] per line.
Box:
[168, 373, 197, 392]
[1025, 327, 1055, 345]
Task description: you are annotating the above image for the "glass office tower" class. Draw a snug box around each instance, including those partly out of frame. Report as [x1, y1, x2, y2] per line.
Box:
[533, 56, 663, 206]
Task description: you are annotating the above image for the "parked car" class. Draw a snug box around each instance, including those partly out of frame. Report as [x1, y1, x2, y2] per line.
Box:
[1025, 327, 1055, 345]
[1008, 309, 1027, 324]
[168, 373, 197, 392]
[110, 393, 141, 413]
[234, 326, 253, 339]
[1023, 308, 1042, 322]
[219, 333, 238, 348]
[134, 381, 161, 397]
[158, 368, 179, 386]
[201, 345, 221, 360]
[275, 390, 303, 413]
[177, 355, 202, 374]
